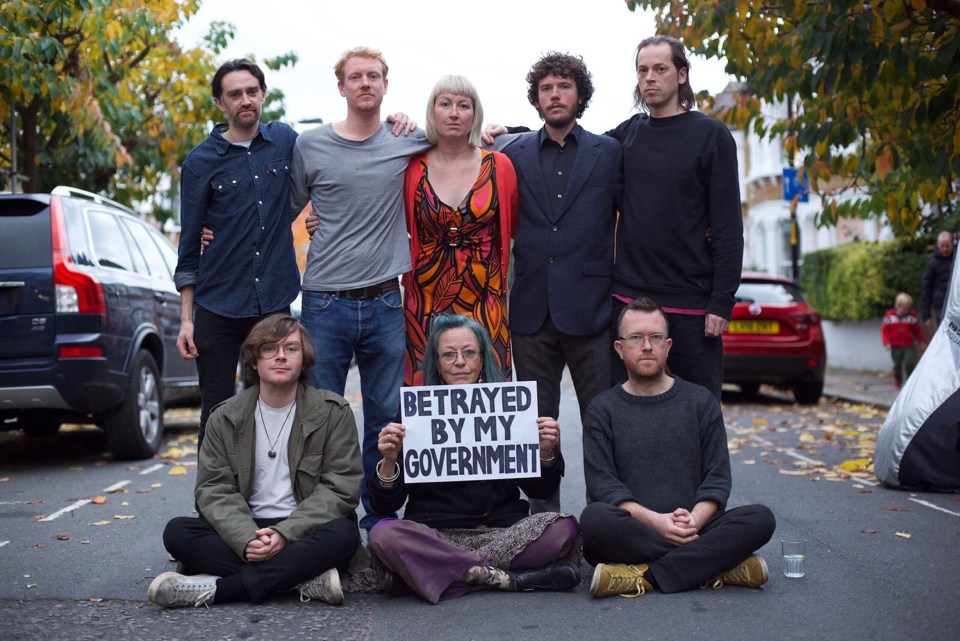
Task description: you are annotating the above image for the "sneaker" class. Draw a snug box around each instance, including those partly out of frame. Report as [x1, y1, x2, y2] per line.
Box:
[297, 568, 344, 605]
[589, 563, 653, 598]
[148, 572, 217, 608]
[703, 554, 769, 589]
[512, 560, 581, 592]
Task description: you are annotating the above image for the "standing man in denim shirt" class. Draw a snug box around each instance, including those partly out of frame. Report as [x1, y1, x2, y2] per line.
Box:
[175, 59, 301, 448]
[291, 47, 431, 530]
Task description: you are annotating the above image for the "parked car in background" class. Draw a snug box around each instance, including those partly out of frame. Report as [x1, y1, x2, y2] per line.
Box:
[0, 187, 198, 459]
[723, 272, 827, 404]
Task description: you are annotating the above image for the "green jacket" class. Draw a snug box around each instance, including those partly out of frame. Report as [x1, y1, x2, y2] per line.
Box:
[196, 383, 370, 572]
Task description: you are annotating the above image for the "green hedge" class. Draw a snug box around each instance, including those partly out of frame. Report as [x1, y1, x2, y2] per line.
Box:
[799, 239, 932, 321]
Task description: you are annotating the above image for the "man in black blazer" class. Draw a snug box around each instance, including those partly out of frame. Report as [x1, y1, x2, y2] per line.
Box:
[494, 53, 620, 512]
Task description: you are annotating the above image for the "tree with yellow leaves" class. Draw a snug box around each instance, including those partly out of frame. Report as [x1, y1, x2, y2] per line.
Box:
[624, 0, 960, 236]
[0, 0, 294, 221]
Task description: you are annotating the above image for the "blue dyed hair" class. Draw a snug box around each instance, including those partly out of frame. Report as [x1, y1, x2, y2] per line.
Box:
[421, 314, 504, 386]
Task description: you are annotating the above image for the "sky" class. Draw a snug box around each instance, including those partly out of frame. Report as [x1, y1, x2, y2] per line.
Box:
[174, 0, 734, 134]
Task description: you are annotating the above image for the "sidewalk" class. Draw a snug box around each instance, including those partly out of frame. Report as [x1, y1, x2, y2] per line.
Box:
[823, 366, 898, 409]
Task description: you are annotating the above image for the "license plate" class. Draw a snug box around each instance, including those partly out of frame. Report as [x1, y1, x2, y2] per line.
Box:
[728, 320, 779, 334]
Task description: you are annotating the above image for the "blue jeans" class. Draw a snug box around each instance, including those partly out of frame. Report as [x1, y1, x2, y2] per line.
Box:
[300, 288, 404, 530]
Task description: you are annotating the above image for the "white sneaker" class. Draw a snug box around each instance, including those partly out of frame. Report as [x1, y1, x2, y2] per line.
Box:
[297, 568, 343, 605]
[148, 572, 218, 608]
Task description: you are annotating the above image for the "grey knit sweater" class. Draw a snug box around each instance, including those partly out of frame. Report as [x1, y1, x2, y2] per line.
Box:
[583, 377, 731, 513]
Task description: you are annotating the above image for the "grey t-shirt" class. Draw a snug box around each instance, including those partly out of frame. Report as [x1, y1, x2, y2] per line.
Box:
[291, 122, 432, 291]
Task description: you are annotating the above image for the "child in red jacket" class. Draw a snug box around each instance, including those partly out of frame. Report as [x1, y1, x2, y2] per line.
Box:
[881, 293, 926, 388]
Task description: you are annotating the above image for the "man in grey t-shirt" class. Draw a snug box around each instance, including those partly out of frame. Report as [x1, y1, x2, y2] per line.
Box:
[291, 46, 431, 530]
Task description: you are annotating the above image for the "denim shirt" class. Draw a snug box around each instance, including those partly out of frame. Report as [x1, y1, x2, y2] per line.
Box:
[174, 122, 301, 318]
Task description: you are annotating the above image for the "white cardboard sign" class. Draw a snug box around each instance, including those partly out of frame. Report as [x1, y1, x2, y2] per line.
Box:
[399, 381, 540, 483]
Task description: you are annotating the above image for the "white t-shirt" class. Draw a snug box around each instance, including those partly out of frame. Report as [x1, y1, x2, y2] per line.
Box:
[249, 399, 298, 518]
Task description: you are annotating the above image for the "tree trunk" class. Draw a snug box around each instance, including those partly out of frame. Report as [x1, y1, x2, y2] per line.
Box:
[18, 97, 40, 193]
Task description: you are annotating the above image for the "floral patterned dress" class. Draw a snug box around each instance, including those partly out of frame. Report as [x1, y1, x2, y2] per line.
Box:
[402, 150, 512, 386]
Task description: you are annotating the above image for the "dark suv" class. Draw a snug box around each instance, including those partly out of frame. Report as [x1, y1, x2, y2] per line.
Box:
[0, 187, 198, 459]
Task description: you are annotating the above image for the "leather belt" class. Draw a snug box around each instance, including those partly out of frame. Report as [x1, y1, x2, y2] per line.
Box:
[328, 278, 399, 300]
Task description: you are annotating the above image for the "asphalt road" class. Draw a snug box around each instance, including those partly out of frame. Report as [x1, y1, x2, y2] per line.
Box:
[1, 372, 958, 641]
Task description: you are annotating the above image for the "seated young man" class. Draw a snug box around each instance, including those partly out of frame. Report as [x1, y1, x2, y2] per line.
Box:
[580, 297, 776, 597]
[149, 314, 368, 608]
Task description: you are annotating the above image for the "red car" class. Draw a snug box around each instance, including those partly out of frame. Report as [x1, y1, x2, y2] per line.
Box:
[722, 272, 827, 404]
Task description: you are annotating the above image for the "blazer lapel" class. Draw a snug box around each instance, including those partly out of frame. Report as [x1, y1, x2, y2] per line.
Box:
[553, 133, 601, 223]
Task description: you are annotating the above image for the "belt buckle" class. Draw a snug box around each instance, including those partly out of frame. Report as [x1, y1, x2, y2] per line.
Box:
[445, 227, 463, 247]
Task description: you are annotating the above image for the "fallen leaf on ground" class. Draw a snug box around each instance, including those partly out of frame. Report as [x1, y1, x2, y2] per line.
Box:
[89, 598, 103, 603]
[106, 488, 127, 495]
[150, 483, 162, 488]
[0, 477, 9, 482]
[80, 540, 90, 544]
[752, 418, 769, 425]
[743, 459, 756, 465]
[839, 458, 871, 471]
[113, 515, 135, 520]
[69, 467, 83, 471]
[895, 531, 911, 539]
[862, 529, 878, 534]
[168, 465, 188, 476]
[883, 506, 909, 512]
[91, 496, 106, 505]
[25, 499, 42, 505]
[90, 520, 110, 526]
[34, 543, 46, 549]
[55, 534, 70, 541]
[33, 515, 48, 521]
[26, 583, 37, 588]
[779, 469, 815, 475]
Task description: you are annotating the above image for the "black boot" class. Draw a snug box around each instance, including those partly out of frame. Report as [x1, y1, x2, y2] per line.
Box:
[382, 570, 413, 597]
[511, 560, 581, 592]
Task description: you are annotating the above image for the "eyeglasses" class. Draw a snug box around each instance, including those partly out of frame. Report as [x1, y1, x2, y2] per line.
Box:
[259, 343, 302, 358]
[438, 348, 480, 363]
[618, 333, 668, 347]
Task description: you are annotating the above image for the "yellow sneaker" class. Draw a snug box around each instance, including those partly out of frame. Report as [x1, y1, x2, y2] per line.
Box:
[589, 563, 654, 598]
[703, 554, 769, 590]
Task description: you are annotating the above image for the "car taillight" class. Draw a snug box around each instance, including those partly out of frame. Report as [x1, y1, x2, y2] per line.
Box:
[790, 311, 820, 332]
[50, 197, 106, 314]
[60, 346, 103, 358]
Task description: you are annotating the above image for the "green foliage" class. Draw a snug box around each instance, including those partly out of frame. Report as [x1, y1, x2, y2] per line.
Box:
[0, 1, 297, 223]
[799, 239, 933, 320]
[623, 0, 960, 236]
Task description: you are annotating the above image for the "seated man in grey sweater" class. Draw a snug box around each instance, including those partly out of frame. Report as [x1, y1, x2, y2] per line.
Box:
[580, 297, 776, 598]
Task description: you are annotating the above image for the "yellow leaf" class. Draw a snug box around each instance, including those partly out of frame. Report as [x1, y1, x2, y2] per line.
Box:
[839, 458, 871, 471]
[752, 418, 768, 425]
[799, 433, 815, 443]
[90, 520, 111, 526]
[150, 483, 162, 488]
[113, 515, 136, 520]
[895, 531, 911, 539]
[168, 465, 188, 475]
[91, 496, 107, 505]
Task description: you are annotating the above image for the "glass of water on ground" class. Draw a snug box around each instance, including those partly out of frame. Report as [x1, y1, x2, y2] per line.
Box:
[782, 540, 807, 578]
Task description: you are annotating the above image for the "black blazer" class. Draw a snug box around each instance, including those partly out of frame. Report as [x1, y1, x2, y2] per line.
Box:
[503, 128, 620, 336]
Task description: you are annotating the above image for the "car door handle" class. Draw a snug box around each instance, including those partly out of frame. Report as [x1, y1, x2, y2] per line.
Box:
[0, 281, 26, 289]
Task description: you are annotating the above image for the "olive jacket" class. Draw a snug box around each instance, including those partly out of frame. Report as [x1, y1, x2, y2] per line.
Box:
[196, 384, 369, 573]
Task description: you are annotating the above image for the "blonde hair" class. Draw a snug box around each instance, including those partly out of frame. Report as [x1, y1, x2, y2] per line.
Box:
[424, 75, 484, 147]
[334, 47, 389, 84]
[895, 292, 913, 307]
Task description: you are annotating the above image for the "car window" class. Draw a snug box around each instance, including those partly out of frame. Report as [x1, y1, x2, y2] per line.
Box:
[87, 209, 136, 271]
[122, 218, 172, 279]
[735, 281, 805, 304]
[153, 229, 179, 276]
[0, 198, 52, 269]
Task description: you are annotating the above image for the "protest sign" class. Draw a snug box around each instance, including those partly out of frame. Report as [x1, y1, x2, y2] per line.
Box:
[399, 381, 540, 483]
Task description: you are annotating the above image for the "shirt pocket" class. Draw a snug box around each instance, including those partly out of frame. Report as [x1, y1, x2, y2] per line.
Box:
[295, 453, 324, 492]
[208, 170, 245, 219]
[265, 157, 292, 199]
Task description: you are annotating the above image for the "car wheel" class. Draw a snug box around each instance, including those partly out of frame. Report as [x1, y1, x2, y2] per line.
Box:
[738, 382, 761, 397]
[792, 380, 823, 405]
[103, 350, 163, 460]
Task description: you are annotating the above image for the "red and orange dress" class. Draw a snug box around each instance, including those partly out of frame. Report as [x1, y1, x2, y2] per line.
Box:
[401, 150, 517, 386]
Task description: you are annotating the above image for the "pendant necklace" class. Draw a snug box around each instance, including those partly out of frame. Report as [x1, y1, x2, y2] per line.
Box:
[257, 399, 295, 459]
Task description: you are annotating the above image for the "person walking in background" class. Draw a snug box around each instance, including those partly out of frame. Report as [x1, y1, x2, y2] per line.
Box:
[401, 75, 518, 386]
[882, 293, 927, 388]
[150, 315, 367, 608]
[175, 59, 300, 450]
[921, 230, 956, 332]
[606, 36, 743, 400]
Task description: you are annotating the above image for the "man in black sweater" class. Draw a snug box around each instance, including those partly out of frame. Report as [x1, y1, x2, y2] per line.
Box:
[581, 297, 775, 598]
[921, 231, 956, 332]
[606, 36, 743, 400]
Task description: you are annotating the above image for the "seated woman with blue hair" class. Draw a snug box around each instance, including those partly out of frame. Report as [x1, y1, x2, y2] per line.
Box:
[365, 314, 581, 603]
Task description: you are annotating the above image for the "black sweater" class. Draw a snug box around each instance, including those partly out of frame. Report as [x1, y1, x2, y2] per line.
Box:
[608, 111, 743, 318]
[368, 454, 563, 529]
